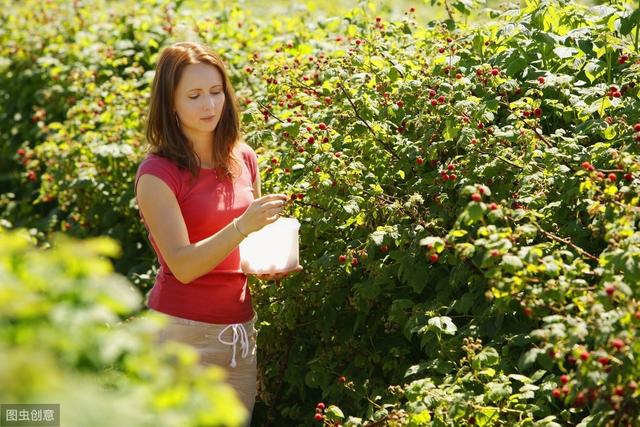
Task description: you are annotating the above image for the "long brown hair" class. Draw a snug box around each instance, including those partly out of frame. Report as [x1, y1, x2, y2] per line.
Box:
[145, 41, 242, 182]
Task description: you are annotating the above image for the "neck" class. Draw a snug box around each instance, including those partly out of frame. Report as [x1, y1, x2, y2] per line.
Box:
[185, 130, 215, 167]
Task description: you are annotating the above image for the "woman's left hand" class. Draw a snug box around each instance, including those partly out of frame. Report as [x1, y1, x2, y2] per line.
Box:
[251, 265, 303, 282]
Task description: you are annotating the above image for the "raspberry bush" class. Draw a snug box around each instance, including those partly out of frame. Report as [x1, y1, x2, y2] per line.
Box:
[2, 0, 640, 425]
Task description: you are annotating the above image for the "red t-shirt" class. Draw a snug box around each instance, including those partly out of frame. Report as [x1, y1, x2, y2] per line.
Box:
[134, 142, 258, 324]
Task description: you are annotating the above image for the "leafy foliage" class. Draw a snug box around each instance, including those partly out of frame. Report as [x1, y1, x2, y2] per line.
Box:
[0, 226, 246, 426]
[2, 0, 640, 426]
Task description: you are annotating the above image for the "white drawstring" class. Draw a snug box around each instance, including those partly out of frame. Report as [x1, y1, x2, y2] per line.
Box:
[217, 323, 250, 368]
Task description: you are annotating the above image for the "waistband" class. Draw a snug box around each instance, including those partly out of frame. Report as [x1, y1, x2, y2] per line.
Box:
[160, 311, 257, 368]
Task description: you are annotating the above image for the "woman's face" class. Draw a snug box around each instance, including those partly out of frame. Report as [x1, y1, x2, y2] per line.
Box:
[173, 62, 226, 135]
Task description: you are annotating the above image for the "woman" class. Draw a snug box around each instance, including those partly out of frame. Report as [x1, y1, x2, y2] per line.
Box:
[134, 41, 302, 424]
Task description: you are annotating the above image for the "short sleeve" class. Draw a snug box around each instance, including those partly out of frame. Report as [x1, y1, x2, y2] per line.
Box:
[134, 155, 182, 198]
[241, 143, 258, 185]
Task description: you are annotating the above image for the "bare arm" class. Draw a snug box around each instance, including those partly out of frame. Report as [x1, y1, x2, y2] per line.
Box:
[252, 168, 261, 198]
[136, 174, 285, 284]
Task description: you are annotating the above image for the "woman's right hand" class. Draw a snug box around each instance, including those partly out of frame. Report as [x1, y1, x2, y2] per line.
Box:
[236, 194, 289, 235]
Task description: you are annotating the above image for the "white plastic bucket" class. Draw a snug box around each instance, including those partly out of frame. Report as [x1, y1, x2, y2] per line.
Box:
[239, 217, 301, 275]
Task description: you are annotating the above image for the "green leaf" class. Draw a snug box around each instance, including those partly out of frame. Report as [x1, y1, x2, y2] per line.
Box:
[501, 255, 523, 274]
[584, 60, 604, 83]
[472, 347, 500, 369]
[428, 316, 457, 335]
[405, 362, 429, 377]
[508, 374, 532, 384]
[419, 237, 445, 253]
[620, 9, 640, 35]
[466, 203, 485, 223]
[475, 407, 499, 426]
[325, 405, 344, 421]
[370, 230, 385, 245]
[506, 56, 529, 77]
[408, 410, 432, 425]
[553, 46, 577, 59]
[603, 125, 616, 140]
[518, 348, 542, 370]
[472, 34, 485, 55]
[484, 381, 512, 403]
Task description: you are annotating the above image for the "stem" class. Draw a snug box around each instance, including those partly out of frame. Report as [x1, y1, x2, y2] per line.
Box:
[537, 228, 599, 262]
[636, 0, 640, 52]
[336, 82, 401, 161]
[607, 51, 612, 86]
[443, 0, 455, 24]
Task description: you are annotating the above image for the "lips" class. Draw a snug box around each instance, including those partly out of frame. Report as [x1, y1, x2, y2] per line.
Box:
[201, 115, 215, 120]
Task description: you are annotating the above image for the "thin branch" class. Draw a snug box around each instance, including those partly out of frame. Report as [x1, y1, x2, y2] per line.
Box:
[524, 122, 553, 148]
[336, 81, 401, 161]
[254, 99, 286, 124]
[478, 148, 524, 170]
[443, 0, 455, 22]
[611, 199, 640, 213]
[365, 416, 390, 427]
[537, 228, 599, 262]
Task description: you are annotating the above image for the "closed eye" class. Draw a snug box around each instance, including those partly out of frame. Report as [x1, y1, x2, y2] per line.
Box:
[189, 91, 223, 99]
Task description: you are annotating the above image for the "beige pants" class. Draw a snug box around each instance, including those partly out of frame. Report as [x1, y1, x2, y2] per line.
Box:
[155, 311, 258, 425]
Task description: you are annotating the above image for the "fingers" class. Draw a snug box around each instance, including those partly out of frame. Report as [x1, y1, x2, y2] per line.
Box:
[251, 265, 303, 281]
[260, 200, 286, 210]
[256, 194, 288, 203]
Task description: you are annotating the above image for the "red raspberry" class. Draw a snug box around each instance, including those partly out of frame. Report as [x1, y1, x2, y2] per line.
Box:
[611, 338, 624, 351]
[581, 161, 594, 171]
[605, 284, 615, 296]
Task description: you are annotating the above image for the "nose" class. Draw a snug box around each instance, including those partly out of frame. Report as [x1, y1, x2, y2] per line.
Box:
[204, 94, 216, 111]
